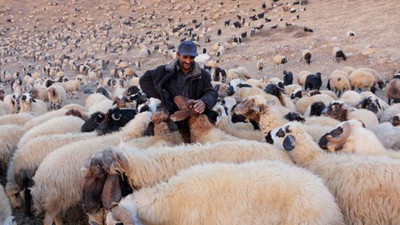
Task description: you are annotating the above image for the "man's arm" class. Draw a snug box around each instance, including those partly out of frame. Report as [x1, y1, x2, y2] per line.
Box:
[139, 69, 162, 100]
[200, 72, 218, 109]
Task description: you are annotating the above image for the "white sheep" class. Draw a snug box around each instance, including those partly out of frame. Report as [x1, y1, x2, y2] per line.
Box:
[48, 84, 67, 109]
[19, 93, 47, 116]
[106, 160, 344, 225]
[0, 184, 16, 225]
[0, 101, 12, 116]
[338, 90, 363, 107]
[30, 112, 153, 225]
[32, 84, 49, 102]
[269, 122, 400, 225]
[326, 70, 351, 96]
[88, 99, 114, 114]
[7, 132, 97, 214]
[379, 103, 400, 123]
[85, 93, 110, 110]
[0, 113, 34, 126]
[369, 122, 400, 150]
[349, 68, 376, 92]
[3, 93, 20, 114]
[0, 124, 25, 173]
[273, 54, 288, 69]
[18, 115, 85, 149]
[84, 140, 293, 224]
[296, 70, 311, 86]
[295, 94, 334, 115]
[64, 74, 87, 97]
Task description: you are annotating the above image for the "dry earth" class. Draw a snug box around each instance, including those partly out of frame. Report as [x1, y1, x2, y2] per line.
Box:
[0, 0, 399, 224]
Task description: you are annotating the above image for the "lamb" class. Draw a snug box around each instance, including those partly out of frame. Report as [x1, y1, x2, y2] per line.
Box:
[326, 70, 351, 96]
[0, 184, 16, 225]
[332, 46, 346, 62]
[0, 113, 34, 126]
[385, 75, 400, 104]
[83, 140, 293, 224]
[0, 124, 25, 173]
[18, 115, 85, 149]
[106, 160, 344, 225]
[301, 49, 312, 65]
[273, 54, 288, 68]
[9, 132, 97, 216]
[30, 112, 152, 225]
[19, 93, 47, 116]
[48, 84, 67, 109]
[323, 101, 379, 127]
[349, 68, 376, 93]
[268, 122, 400, 225]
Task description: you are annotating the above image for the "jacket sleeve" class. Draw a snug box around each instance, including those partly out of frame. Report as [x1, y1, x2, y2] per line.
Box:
[200, 71, 218, 109]
[139, 69, 162, 100]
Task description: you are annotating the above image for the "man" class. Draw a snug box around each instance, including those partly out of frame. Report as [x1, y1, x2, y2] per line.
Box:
[139, 41, 218, 141]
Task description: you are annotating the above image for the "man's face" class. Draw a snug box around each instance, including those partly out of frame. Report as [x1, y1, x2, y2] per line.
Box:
[177, 53, 195, 72]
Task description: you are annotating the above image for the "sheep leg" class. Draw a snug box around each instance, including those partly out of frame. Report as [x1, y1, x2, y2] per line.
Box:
[388, 98, 391, 105]
[44, 211, 63, 225]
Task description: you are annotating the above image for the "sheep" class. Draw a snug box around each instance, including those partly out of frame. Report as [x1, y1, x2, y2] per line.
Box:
[83, 140, 293, 224]
[332, 46, 346, 62]
[268, 122, 400, 225]
[19, 93, 47, 116]
[323, 101, 379, 127]
[385, 75, 400, 104]
[356, 94, 386, 114]
[234, 95, 291, 133]
[85, 93, 110, 110]
[273, 54, 287, 68]
[3, 93, 20, 114]
[0, 184, 16, 225]
[88, 99, 114, 114]
[304, 72, 322, 90]
[342, 66, 355, 75]
[24, 104, 86, 130]
[48, 84, 67, 109]
[30, 112, 152, 225]
[0, 113, 34, 126]
[283, 70, 293, 85]
[359, 68, 386, 89]
[9, 132, 97, 216]
[64, 75, 87, 97]
[379, 103, 400, 123]
[349, 68, 376, 92]
[301, 49, 311, 65]
[213, 104, 265, 141]
[338, 90, 363, 107]
[0, 124, 25, 173]
[264, 83, 296, 111]
[369, 122, 400, 150]
[0, 101, 12, 116]
[106, 160, 344, 225]
[18, 115, 85, 149]
[32, 84, 49, 102]
[326, 70, 351, 96]
[296, 70, 311, 86]
[295, 94, 334, 115]
[170, 96, 239, 143]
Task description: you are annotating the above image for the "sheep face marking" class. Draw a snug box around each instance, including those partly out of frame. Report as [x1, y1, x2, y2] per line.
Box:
[267, 125, 297, 151]
[319, 122, 351, 152]
[323, 102, 347, 121]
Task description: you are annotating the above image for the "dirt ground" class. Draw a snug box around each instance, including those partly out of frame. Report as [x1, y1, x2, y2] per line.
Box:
[0, 0, 399, 224]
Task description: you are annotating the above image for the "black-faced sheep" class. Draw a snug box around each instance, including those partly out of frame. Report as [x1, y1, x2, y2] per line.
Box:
[105, 160, 344, 225]
[283, 70, 293, 85]
[301, 49, 312, 65]
[81, 112, 106, 132]
[96, 108, 137, 135]
[332, 46, 346, 62]
[323, 101, 378, 127]
[385, 75, 400, 104]
[273, 54, 288, 69]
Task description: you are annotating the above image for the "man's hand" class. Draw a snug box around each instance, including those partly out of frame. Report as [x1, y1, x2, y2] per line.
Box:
[193, 99, 206, 114]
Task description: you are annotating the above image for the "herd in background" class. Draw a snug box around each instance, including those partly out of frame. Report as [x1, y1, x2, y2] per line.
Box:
[0, 0, 400, 225]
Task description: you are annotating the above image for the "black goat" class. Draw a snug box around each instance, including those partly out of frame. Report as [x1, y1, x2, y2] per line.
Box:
[283, 70, 293, 85]
[304, 72, 322, 90]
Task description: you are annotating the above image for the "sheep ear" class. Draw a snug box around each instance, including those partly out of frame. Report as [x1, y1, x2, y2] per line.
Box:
[283, 134, 296, 151]
[143, 122, 155, 136]
[31, 98, 36, 103]
[101, 174, 122, 210]
[170, 110, 191, 122]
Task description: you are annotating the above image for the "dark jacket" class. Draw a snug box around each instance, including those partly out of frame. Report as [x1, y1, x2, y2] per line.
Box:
[139, 60, 218, 113]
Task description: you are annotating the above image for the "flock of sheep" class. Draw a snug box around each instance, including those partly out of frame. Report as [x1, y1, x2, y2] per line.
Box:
[0, 0, 400, 224]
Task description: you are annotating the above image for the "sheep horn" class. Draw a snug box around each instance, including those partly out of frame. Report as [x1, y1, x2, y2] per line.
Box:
[111, 113, 121, 121]
[326, 122, 351, 145]
[112, 206, 136, 225]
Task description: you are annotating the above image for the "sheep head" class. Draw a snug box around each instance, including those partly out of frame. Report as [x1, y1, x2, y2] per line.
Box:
[392, 114, 400, 127]
[322, 102, 348, 121]
[318, 122, 351, 152]
[96, 108, 137, 135]
[233, 97, 266, 123]
[357, 96, 381, 114]
[48, 87, 56, 98]
[81, 112, 106, 132]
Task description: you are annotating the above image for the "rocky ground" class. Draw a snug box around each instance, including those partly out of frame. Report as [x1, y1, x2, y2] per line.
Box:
[0, 0, 399, 224]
